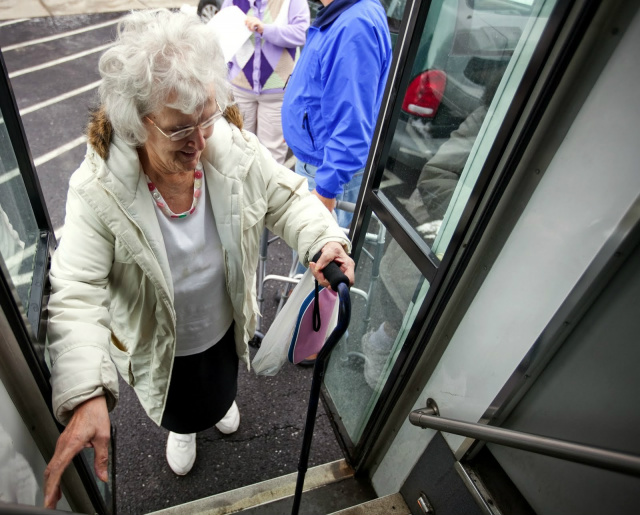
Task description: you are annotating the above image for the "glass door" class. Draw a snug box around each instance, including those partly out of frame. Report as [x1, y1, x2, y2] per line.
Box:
[321, 0, 571, 464]
[0, 48, 114, 515]
[0, 45, 54, 392]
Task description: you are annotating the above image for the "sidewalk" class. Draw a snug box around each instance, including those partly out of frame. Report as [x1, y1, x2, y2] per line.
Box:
[0, 0, 198, 20]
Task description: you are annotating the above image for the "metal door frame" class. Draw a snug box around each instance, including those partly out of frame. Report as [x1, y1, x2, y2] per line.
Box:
[0, 48, 113, 515]
[321, 0, 601, 469]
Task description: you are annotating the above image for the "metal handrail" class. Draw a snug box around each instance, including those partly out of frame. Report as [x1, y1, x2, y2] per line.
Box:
[409, 399, 640, 477]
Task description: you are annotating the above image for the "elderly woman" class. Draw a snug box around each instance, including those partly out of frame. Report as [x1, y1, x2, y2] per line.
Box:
[43, 9, 353, 508]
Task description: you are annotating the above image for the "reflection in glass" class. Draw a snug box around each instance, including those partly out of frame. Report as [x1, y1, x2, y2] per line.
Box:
[381, 0, 539, 257]
[326, 0, 560, 446]
[0, 114, 39, 310]
[81, 439, 115, 515]
[433, 0, 557, 256]
[0, 420, 38, 505]
[324, 215, 428, 442]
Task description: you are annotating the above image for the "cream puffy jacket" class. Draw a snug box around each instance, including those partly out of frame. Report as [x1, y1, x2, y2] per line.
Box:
[47, 116, 350, 426]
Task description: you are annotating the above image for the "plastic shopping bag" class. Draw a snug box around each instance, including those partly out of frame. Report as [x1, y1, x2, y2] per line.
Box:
[252, 269, 315, 375]
[252, 269, 339, 375]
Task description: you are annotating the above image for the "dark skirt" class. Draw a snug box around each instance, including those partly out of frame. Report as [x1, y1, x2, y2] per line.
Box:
[161, 323, 238, 434]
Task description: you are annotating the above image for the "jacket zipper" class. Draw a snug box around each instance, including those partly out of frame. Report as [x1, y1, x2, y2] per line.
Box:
[97, 181, 176, 323]
[302, 111, 316, 150]
[98, 180, 179, 413]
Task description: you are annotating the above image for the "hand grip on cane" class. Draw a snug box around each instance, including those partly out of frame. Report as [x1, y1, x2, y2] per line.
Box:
[311, 251, 350, 291]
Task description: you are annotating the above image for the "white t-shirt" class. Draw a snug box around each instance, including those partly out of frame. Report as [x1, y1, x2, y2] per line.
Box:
[152, 171, 233, 357]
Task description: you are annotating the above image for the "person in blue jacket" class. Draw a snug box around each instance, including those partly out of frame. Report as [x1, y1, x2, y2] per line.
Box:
[281, 0, 392, 228]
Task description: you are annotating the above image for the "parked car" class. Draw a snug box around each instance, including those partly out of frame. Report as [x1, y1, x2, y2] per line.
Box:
[197, 0, 223, 22]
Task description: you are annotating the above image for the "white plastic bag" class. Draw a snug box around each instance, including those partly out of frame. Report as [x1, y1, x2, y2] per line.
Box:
[252, 269, 316, 375]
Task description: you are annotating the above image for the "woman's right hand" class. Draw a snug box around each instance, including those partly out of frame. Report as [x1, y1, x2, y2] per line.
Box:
[310, 241, 356, 289]
[245, 16, 264, 34]
[44, 396, 111, 509]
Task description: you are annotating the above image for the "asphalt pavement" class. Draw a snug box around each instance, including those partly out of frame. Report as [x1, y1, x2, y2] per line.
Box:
[0, 0, 199, 20]
[0, 9, 343, 515]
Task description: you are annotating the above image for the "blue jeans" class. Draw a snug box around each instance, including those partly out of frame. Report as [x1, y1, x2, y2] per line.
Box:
[295, 160, 364, 229]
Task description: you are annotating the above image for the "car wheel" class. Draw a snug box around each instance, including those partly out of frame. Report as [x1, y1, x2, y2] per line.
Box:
[197, 0, 222, 22]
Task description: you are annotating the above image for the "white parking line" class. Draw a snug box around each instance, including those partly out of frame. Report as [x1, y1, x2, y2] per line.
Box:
[9, 43, 112, 78]
[4, 241, 36, 276]
[2, 18, 120, 52]
[34, 136, 86, 167]
[10, 270, 34, 287]
[20, 80, 101, 116]
[0, 168, 20, 186]
[0, 19, 28, 28]
[379, 170, 403, 189]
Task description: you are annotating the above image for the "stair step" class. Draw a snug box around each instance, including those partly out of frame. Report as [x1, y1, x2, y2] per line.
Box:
[237, 474, 377, 515]
[328, 493, 411, 515]
[146, 459, 357, 515]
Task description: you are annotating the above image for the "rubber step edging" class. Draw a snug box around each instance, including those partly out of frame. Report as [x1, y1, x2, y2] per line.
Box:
[328, 493, 411, 515]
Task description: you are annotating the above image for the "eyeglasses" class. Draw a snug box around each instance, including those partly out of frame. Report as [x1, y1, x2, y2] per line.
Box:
[145, 100, 223, 141]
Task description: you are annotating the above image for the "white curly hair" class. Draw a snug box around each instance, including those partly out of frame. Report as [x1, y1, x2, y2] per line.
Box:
[98, 9, 230, 146]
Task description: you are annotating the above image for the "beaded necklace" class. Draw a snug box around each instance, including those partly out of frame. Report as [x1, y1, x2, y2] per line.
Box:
[146, 163, 203, 219]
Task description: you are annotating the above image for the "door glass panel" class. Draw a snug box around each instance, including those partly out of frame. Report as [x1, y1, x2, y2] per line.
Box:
[324, 214, 428, 442]
[325, 0, 561, 451]
[381, 0, 406, 44]
[433, 0, 556, 257]
[1, 57, 114, 514]
[0, 112, 39, 310]
[380, 0, 547, 259]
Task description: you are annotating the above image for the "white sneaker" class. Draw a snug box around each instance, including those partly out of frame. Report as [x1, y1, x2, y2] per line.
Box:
[215, 401, 240, 434]
[362, 322, 395, 390]
[166, 432, 196, 475]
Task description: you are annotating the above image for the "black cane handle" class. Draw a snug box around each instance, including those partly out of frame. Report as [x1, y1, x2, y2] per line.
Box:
[311, 251, 349, 291]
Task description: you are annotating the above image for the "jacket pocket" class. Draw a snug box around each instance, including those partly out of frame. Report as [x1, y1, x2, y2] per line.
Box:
[110, 333, 135, 386]
[302, 110, 317, 151]
[242, 197, 266, 285]
[222, 248, 232, 296]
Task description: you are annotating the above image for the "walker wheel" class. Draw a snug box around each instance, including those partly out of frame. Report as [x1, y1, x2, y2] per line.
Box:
[249, 334, 263, 349]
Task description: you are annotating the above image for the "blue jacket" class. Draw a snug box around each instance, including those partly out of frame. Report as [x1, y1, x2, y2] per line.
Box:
[281, 0, 392, 199]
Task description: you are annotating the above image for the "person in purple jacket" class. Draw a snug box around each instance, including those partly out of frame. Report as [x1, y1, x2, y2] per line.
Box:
[221, 0, 310, 164]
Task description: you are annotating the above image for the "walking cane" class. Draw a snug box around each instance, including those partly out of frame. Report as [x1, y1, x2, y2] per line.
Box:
[291, 255, 351, 515]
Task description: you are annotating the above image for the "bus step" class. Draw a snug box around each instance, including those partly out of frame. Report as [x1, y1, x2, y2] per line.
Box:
[327, 493, 411, 515]
[145, 459, 377, 515]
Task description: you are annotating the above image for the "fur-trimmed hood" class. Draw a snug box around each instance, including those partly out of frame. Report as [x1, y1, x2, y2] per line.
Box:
[87, 105, 244, 161]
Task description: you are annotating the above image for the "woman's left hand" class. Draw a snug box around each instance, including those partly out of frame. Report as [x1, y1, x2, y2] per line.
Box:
[245, 16, 264, 34]
[310, 242, 355, 290]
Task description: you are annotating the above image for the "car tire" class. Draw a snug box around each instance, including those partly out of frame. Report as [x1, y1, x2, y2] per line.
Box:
[197, 0, 223, 22]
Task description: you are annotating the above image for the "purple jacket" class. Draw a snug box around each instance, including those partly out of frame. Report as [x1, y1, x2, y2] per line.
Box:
[222, 0, 310, 94]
